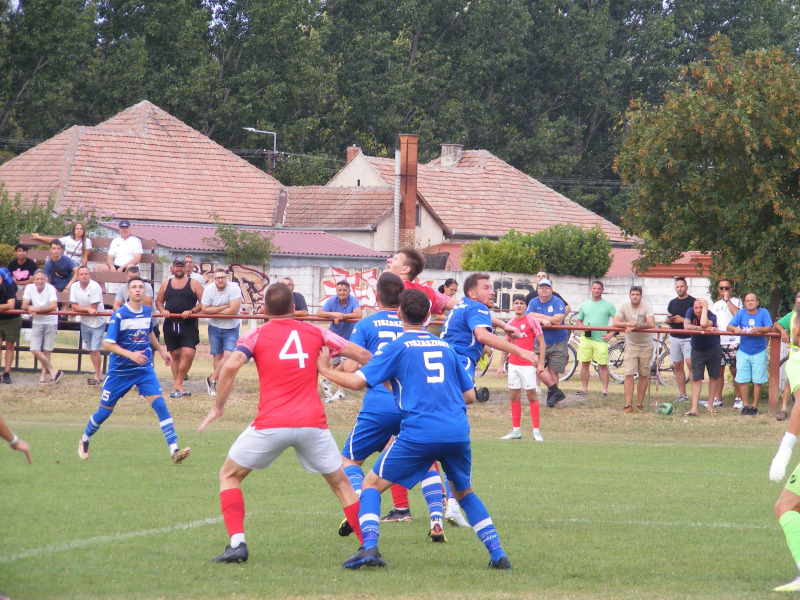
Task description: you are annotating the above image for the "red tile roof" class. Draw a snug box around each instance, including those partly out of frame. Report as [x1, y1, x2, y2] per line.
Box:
[607, 248, 710, 278]
[109, 223, 388, 258]
[283, 186, 393, 229]
[367, 151, 627, 243]
[0, 101, 284, 226]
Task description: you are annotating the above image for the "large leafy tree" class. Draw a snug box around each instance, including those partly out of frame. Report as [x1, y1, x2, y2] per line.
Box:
[615, 36, 800, 312]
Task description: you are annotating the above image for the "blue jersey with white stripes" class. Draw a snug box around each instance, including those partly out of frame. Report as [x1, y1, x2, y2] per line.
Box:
[350, 310, 405, 414]
[105, 303, 154, 377]
[441, 298, 493, 364]
[357, 330, 474, 442]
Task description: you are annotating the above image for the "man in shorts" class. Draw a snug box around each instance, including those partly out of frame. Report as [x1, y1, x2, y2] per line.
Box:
[682, 298, 722, 416]
[526, 278, 569, 406]
[711, 279, 742, 408]
[727, 293, 773, 415]
[69, 266, 107, 385]
[666, 277, 695, 403]
[498, 295, 548, 441]
[198, 282, 372, 564]
[613, 286, 655, 413]
[318, 288, 511, 571]
[0, 268, 20, 384]
[201, 267, 243, 397]
[575, 281, 616, 396]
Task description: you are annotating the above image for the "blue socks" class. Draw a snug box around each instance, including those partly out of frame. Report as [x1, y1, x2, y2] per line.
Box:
[344, 465, 364, 496]
[359, 488, 381, 549]
[151, 396, 177, 446]
[84, 405, 113, 438]
[421, 469, 444, 523]
[459, 492, 505, 561]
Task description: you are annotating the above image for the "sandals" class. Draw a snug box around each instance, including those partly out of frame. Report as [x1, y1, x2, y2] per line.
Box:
[182, 390, 192, 397]
[683, 410, 699, 417]
[575, 390, 587, 396]
[635, 404, 644, 412]
[707, 410, 719, 415]
[87, 378, 102, 386]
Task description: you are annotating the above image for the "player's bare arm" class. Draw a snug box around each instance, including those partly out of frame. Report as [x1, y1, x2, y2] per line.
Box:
[338, 341, 372, 366]
[317, 347, 368, 390]
[474, 326, 538, 367]
[492, 315, 521, 339]
[463, 388, 476, 405]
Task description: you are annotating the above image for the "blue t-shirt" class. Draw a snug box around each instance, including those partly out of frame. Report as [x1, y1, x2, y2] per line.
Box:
[441, 298, 493, 364]
[321, 294, 361, 339]
[44, 255, 76, 291]
[105, 304, 155, 376]
[729, 307, 772, 355]
[684, 307, 720, 351]
[526, 296, 569, 344]
[350, 310, 404, 414]
[357, 330, 474, 442]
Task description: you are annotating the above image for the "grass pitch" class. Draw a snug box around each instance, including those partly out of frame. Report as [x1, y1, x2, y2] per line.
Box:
[0, 354, 794, 599]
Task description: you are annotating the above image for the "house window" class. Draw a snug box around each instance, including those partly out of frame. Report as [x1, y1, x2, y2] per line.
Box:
[415, 204, 421, 227]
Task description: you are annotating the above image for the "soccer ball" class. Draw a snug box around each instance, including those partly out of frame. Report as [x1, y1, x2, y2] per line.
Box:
[657, 402, 674, 415]
[476, 387, 490, 403]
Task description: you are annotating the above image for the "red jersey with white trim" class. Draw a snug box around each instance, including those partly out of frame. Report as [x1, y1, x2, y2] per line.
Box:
[235, 320, 349, 429]
[404, 280, 449, 315]
[508, 314, 543, 366]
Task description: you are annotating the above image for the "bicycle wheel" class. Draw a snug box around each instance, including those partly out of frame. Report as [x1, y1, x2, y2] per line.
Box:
[604, 340, 627, 384]
[475, 347, 494, 377]
[656, 348, 677, 386]
[560, 343, 577, 382]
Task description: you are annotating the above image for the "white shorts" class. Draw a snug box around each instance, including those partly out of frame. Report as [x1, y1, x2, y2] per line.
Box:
[670, 337, 692, 363]
[228, 426, 343, 474]
[507, 364, 539, 391]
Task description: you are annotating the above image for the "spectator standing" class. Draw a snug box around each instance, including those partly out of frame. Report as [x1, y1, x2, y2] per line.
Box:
[0, 267, 19, 384]
[525, 270, 571, 317]
[613, 286, 655, 413]
[112, 266, 154, 310]
[32, 222, 92, 266]
[202, 268, 243, 397]
[7, 244, 38, 285]
[683, 298, 722, 416]
[43, 239, 78, 292]
[317, 280, 362, 401]
[281, 277, 308, 318]
[666, 277, 695, 403]
[711, 279, 742, 409]
[156, 257, 204, 397]
[525, 278, 570, 407]
[69, 266, 107, 385]
[774, 293, 800, 420]
[727, 293, 773, 415]
[183, 255, 206, 285]
[106, 220, 142, 272]
[22, 270, 63, 385]
[575, 281, 617, 396]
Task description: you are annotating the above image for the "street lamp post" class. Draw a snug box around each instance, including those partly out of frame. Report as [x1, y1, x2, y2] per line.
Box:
[243, 127, 278, 175]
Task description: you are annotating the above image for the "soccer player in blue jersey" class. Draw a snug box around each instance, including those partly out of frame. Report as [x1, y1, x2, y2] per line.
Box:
[318, 288, 511, 570]
[338, 272, 448, 542]
[78, 277, 190, 464]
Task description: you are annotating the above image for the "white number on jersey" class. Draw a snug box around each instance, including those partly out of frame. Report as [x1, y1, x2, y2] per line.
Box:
[377, 330, 398, 350]
[423, 351, 445, 383]
[279, 330, 309, 368]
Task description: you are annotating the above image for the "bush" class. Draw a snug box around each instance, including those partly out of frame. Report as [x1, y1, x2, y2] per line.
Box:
[0, 243, 14, 267]
[462, 231, 540, 274]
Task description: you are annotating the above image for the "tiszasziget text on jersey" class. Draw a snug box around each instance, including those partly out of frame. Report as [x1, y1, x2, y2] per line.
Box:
[235, 320, 349, 429]
[349, 310, 404, 413]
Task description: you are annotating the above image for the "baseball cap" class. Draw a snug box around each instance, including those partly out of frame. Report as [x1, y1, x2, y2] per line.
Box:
[172, 257, 186, 266]
[538, 278, 553, 287]
[119, 220, 131, 228]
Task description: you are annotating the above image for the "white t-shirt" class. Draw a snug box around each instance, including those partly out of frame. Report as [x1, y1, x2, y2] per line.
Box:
[23, 283, 58, 325]
[69, 279, 106, 328]
[201, 282, 243, 329]
[712, 297, 743, 346]
[108, 235, 143, 267]
[59, 235, 92, 262]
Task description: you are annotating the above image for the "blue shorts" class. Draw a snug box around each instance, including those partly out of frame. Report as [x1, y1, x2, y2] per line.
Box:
[735, 349, 768, 385]
[342, 411, 403, 461]
[372, 436, 472, 492]
[100, 370, 163, 408]
[80, 323, 105, 351]
[208, 324, 240, 355]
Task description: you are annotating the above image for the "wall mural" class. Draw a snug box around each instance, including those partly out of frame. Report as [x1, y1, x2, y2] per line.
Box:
[320, 267, 436, 311]
[197, 262, 270, 307]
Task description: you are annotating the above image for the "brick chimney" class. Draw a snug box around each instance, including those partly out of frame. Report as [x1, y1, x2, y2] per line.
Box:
[346, 145, 361, 163]
[399, 134, 418, 249]
[440, 143, 463, 167]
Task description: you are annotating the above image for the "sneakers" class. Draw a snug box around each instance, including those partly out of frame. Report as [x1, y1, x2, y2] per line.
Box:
[380, 508, 412, 522]
[206, 376, 217, 397]
[332, 389, 346, 400]
[211, 543, 248, 563]
[546, 388, 566, 407]
[78, 438, 89, 460]
[500, 430, 522, 440]
[700, 398, 723, 408]
[428, 523, 447, 543]
[622, 405, 634, 413]
[675, 394, 689, 403]
[1, 372, 10, 384]
[774, 575, 800, 592]
[741, 406, 758, 416]
[342, 546, 386, 569]
[171, 447, 191, 464]
[733, 397, 744, 410]
[321, 378, 334, 398]
[487, 555, 512, 570]
[532, 429, 544, 442]
[338, 517, 353, 537]
[445, 499, 470, 528]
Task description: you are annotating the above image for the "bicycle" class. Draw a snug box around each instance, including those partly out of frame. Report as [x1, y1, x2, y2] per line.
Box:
[606, 330, 688, 387]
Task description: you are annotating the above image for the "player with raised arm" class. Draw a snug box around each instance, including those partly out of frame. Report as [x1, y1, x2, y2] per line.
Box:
[78, 277, 190, 464]
[198, 282, 372, 564]
[770, 307, 800, 591]
[318, 288, 511, 570]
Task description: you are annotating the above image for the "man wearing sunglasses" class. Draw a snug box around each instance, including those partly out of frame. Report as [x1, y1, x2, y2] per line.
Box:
[711, 279, 742, 409]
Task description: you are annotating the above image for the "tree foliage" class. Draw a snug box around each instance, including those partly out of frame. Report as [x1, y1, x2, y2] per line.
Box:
[462, 225, 611, 277]
[202, 214, 276, 268]
[615, 36, 800, 312]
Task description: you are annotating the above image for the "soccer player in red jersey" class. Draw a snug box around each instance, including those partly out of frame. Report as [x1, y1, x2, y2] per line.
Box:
[198, 282, 372, 564]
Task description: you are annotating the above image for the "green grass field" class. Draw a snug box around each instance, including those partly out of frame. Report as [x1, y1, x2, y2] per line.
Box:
[0, 353, 795, 599]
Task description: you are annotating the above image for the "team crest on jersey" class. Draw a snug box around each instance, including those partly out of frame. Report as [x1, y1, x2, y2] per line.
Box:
[131, 329, 148, 341]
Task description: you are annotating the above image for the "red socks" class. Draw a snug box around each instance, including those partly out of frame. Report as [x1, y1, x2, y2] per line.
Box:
[390, 484, 410, 509]
[220, 488, 245, 537]
[510, 400, 522, 428]
[530, 399, 540, 428]
[344, 501, 363, 544]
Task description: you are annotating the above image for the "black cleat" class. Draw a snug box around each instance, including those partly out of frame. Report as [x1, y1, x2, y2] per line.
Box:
[342, 546, 386, 569]
[211, 543, 248, 563]
[488, 555, 512, 570]
[338, 517, 353, 537]
[380, 508, 412, 522]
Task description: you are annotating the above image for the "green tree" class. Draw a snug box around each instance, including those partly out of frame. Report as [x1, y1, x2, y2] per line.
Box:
[615, 36, 800, 312]
[203, 214, 276, 268]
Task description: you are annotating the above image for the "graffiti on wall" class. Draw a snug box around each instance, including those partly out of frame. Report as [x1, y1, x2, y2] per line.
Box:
[320, 267, 435, 311]
[197, 262, 270, 307]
